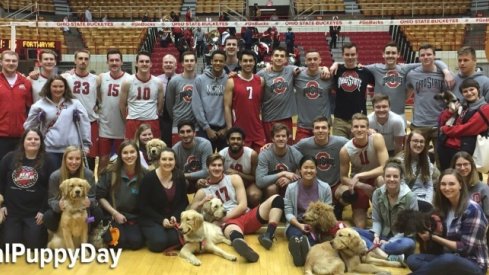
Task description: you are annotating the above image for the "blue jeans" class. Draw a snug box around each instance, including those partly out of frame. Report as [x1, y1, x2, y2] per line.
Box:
[407, 253, 486, 275]
[285, 225, 318, 246]
[354, 227, 415, 256]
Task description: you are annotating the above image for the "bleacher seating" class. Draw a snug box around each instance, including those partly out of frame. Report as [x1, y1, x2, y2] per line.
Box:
[1, 0, 55, 13]
[342, 32, 395, 64]
[68, 0, 182, 20]
[358, 0, 470, 16]
[150, 43, 182, 75]
[0, 18, 66, 53]
[401, 24, 465, 51]
[195, 0, 244, 15]
[295, 0, 344, 14]
[78, 28, 146, 54]
[294, 32, 333, 66]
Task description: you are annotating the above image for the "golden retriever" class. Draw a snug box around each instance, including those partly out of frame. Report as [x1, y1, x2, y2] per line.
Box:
[179, 209, 237, 266]
[146, 138, 167, 170]
[201, 198, 226, 223]
[48, 178, 91, 249]
[305, 228, 392, 275]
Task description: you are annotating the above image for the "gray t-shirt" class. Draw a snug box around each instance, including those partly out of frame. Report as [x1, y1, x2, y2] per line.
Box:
[293, 135, 348, 186]
[294, 70, 332, 129]
[366, 63, 418, 115]
[258, 65, 297, 122]
[255, 145, 302, 188]
[367, 111, 405, 152]
[166, 74, 197, 128]
[406, 66, 445, 127]
[172, 137, 212, 180]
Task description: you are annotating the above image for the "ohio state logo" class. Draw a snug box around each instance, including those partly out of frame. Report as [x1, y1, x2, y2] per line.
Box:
[304, 81, 320, 99]
[275, 163, 288, 172]
[184, 155, 201, 173]
[12, 166, 38, 189]
[382, 70, 403, 89]
[180, 84, 193, 103]
[316, 152, 333, 171]
[271, 77, 287, 94]
[338, 71, 362, 92]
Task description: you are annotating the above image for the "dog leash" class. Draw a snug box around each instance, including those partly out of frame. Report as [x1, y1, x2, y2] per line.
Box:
[365, 242, 381, 254]
[163, 222, 185, 256]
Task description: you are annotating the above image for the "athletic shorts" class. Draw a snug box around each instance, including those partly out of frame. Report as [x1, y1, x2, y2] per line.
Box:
[262, 118, 293, 143]
[125, 119, 160, 140]
[88, 121, 99, 158]
[223, 206, 262, 234]
[295, 127, 313, 143]
[98, 137, 123, 156]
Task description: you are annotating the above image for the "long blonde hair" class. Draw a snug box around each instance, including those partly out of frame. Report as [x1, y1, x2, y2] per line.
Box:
[59, 146, 86, 185]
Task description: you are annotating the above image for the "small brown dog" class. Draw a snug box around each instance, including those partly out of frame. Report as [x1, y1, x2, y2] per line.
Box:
[48, 178, 91, 249]
[305, 227, 391, 275]
[302, 201, 347, 242]
[146, 138, 167, 170]
[179, 209, 237, 266]
[201, 198, 226, 223]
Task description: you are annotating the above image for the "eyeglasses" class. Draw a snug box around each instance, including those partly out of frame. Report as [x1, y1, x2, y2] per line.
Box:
[455, 162, 471, 168]
[410, 139, 425, 144]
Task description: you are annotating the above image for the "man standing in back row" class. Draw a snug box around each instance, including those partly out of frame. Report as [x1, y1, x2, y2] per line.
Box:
[406, 44, 447, 167]
[224, 50, 266, 152]
[332, 42, 374, 139]
[62, 49, 100, 168]
[120, 51, 164, 139]
[0, 50, 32, 159]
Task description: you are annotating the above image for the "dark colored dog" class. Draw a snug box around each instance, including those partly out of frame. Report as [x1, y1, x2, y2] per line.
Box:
[434, 90, 461, 126]
[394, 209, 444, 255]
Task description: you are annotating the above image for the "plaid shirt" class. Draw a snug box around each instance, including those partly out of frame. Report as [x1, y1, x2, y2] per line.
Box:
[446, 200, 489, 271]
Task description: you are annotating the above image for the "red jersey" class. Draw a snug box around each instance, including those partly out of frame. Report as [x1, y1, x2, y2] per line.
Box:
[232, 74, 266, 143]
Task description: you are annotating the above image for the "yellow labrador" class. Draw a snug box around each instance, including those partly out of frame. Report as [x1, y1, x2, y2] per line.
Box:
[179, 209, 237, 266]
[48, 178, 91, 249]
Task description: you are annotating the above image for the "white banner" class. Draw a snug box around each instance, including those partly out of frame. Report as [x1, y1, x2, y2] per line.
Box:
[3, 17, 489, 28]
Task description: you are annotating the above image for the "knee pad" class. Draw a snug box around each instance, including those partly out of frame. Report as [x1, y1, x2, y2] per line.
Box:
[271, 195, 284, 209]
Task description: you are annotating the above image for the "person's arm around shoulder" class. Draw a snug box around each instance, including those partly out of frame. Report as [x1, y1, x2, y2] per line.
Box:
[224, 77, 235, 129]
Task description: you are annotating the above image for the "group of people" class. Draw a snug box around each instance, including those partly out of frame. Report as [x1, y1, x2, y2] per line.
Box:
[0, 32, 489, 274]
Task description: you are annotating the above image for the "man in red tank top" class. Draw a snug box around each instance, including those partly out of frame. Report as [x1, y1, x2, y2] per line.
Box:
[224, 50, 266, 152]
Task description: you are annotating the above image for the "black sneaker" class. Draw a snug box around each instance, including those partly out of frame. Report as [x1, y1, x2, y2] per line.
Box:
[288, 237, 304, 266]
[299, 235, 310, 261]
[232, 238, 259, 262]
[258, 232, 273, 250]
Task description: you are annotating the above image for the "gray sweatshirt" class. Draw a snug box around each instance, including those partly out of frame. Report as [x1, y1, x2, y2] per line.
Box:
[192, 68, 228, 130]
